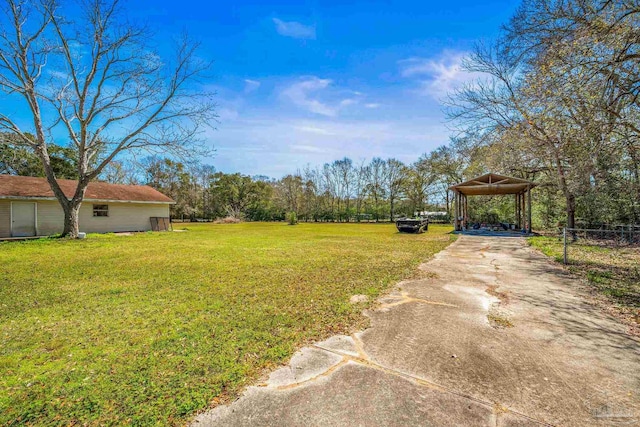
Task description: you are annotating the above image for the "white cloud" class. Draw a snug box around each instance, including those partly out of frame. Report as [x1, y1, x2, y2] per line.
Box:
[339, 98, 358, 107]
[365, 103, 381, 109]
[398, 51, 478, 99]
[280, 77, 337, 116]
[291, 144, 326, 153]
[294, 125, 336, 135]
[272, 18, 316, 40]
[244, 79, 261, 93]
[280, 78, 367, 116]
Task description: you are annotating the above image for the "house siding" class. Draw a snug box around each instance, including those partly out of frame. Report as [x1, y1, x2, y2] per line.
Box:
[0, 199, 170, 237]
[37, 200, 65, 235]
[78, 202, 170, 233]
[0, 200, 10, 237]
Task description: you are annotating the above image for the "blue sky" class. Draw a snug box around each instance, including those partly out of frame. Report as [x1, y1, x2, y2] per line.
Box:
[166, 0, 521, 177]
[6, 0, 521, 178]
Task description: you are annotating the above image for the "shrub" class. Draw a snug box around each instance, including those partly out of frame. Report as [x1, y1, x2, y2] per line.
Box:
[214, 216, 242, 224]
[287, 211, 298, 225]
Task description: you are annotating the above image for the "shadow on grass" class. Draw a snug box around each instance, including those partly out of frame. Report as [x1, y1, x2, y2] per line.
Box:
[572, 260, 640, 308]
[529, 236, 640, 330]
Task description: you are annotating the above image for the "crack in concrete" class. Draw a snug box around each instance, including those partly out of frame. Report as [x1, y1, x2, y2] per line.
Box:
[378, 292, 458, 309]
[229, 336, 552, 426]
[274, 359, 349, 391]
[350, 333, 369, 360]
[308, 345, 554, 427]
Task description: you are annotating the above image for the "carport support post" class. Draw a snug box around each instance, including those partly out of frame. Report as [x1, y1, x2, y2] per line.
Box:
[453, 191, 457, 230]
[454, 191, 460, 231]
[464, 194, 468, 229]
[461, 193, 466, 230]
[460, 193, 464, 230]
[456, 191, 462, 231]
[516, 193, 520, 228]
[521, 192, 526, 231]
[515, 194, 519, 228]
[458, 192, 462, 231]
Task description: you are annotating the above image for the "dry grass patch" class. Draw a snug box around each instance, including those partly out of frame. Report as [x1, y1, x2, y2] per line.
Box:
[488, 310, 514, 328]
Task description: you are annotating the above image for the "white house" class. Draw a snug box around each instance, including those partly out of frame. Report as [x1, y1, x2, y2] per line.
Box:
[0, 175, 174, 238]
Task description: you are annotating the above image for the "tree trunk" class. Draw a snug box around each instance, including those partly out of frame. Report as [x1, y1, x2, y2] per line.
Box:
[62, 202, 82, 238]
[59, 178, 90, 238]
[566, 193, 576, 229]
[374, 195, 379, 222]
[628, 144, 640, 223]
[552, 147, 576, 230]
[445, 190, 450, 217]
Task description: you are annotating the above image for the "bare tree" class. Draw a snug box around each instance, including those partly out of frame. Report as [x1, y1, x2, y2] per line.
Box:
[366, 157, 387, 222]
[332, 157, 354, 221]
[384, 158, 406, 221]
[404, 159, 433, 215]
[0, 0, 216, 237]
[352, 159, 368, 221]
[101, 160, 140, 185]
[423, 145, 465, 214]
[302, 165, 322, 221]
[277, 174, 303, 213]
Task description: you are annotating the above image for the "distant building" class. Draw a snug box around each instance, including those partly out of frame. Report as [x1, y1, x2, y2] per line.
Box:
[0, 175, 174, 238]
[415, 211, 448, 217]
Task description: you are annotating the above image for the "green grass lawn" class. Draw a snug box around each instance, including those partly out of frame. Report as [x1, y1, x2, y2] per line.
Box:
[1, 222, 454, 426]
[528, 236, 639, 327]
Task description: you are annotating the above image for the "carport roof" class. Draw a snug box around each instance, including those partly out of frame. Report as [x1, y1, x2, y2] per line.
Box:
[449, 173, 537, 196]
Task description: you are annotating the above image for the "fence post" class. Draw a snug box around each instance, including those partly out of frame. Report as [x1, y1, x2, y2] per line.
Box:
[563, 227, 568, 265]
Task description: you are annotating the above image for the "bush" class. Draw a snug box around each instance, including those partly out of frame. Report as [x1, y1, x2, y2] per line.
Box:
[287, 211, 298, 225]
[214, 216, 242, 224]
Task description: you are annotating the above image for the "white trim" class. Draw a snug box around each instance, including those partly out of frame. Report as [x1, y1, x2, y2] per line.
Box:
[0, 196, 174, 205]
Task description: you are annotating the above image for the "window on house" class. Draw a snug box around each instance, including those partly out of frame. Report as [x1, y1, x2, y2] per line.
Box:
[93, 204, 109, 217]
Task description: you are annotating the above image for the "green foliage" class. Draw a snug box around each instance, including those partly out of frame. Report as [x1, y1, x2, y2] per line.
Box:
[208, 172, 275, 220]
[143, 157, 208, 220]
[287, 211, 298, 225]
[0, 132, 78, 179]
[0, 223, 454, 425]
[142, 156, 452, 225]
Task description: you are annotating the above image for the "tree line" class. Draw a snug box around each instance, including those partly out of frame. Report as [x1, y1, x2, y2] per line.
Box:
[0, 131, 453, 223]
[100, 156, 453, 222]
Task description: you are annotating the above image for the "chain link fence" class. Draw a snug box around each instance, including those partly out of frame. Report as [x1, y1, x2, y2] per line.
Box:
[562, 226, 640, 264]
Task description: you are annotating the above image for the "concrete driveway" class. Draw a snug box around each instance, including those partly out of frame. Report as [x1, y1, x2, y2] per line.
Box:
[193, 235, 640, 426]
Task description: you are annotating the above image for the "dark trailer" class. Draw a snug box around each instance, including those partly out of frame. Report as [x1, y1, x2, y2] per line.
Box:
[396, 218, 429, 233]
